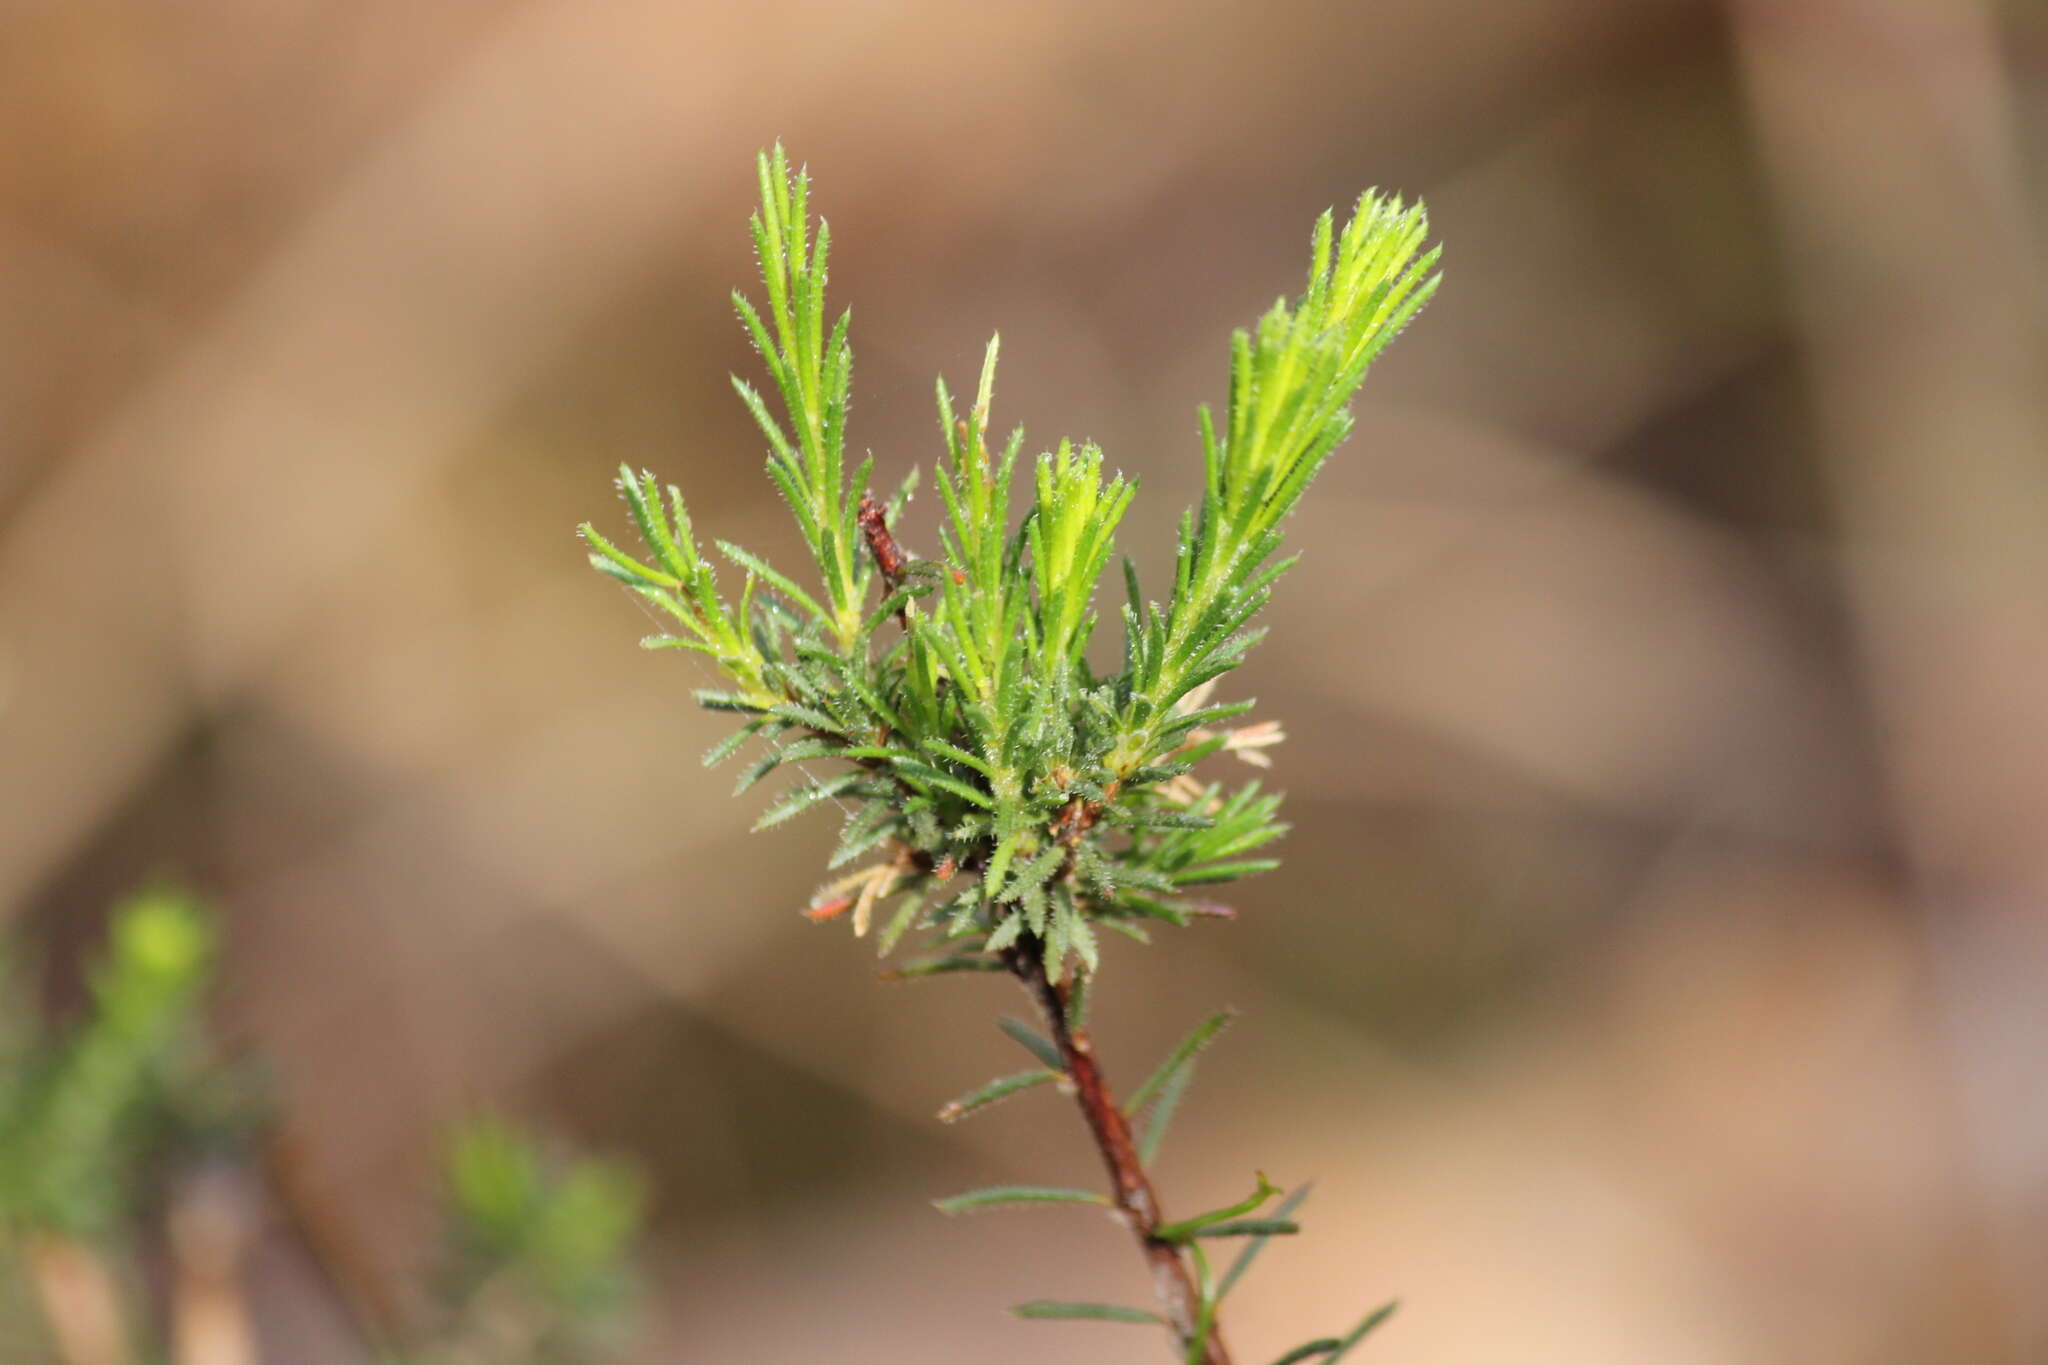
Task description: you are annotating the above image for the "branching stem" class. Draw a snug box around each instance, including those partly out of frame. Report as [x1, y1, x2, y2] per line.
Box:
[1004, 940, 1232, 1365]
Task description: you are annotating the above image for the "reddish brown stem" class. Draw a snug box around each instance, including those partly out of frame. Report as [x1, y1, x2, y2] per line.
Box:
[856, 494, 907, 592]
[1005, 942, 1232, 1365]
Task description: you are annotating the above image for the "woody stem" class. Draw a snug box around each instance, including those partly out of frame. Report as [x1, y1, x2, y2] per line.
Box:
[1002, 940, 1232, 1365]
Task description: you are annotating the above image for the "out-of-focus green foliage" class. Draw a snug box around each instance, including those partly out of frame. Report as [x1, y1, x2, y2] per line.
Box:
[429, 1119, 645, 1365]
[0, 888, 226, 1365]
[0, 887, 214, 1239]
[0, 894, 647, 1365]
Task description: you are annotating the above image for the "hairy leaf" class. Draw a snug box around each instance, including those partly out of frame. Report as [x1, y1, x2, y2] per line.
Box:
[1192, 1218, 1299, 1239]
[1136, 1050, 1196, 1165]
[931, 1186, 1109, 1215]
[1127, 1010, 1236, 1117]
[935, 1069, 1059, 1123]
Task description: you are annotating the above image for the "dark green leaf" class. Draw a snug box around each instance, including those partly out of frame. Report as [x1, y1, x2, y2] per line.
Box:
[931, 1186, 1108, 1215]
[828, 803, 898, 869]
[1013, 1301, 1161, 1325]
[1327, 1301, 1399, 1360]
[983, 912, 1024, 954]
[752, 772, 863, 830]
[701, 725, 758, 768]
[878, 956, 1005, 981]
[997, 1017, 1065, 1072]
[1173, 859, 1282, 885]
[874, 889, 929, 957]
[1192, 1218, 1299, 1239]
[1135, 1052, 1195, 1165]
[1155, 1171, 1278, 1243]
[936, 1069, 1058, 1123]
[696, 690, 772, 714]
[1215, 1182, 1314, 1302]
[1126, 1010, 1235, 1117]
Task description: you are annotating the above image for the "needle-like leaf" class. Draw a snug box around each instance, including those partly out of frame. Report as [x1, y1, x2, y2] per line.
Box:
[1216, 1181, 1315, 1302]
[1126, 1010, 1236, 1117]
[997, 1017, 1065, 1072]
[932, 1186, 1110, 1215]
[1326, 1301, 1400, 1360]
[1013, 1301, 1163, 1325]
[936, 1069, 1059, 1123]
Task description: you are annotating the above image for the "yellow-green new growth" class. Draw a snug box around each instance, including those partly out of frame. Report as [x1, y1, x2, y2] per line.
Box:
[1031, 439, 1133, 667]
[1112, 189, 1440, 777]
[731, 143, 867, 650]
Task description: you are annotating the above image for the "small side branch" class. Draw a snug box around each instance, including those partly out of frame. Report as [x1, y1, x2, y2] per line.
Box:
[1003, 941, 1232, 1365]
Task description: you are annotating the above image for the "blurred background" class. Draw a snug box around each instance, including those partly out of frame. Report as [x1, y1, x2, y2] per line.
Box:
[3, 0, 2046, 1360]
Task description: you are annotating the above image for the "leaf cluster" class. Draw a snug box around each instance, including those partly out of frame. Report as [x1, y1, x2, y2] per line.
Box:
[582, 145, 1439, 984]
